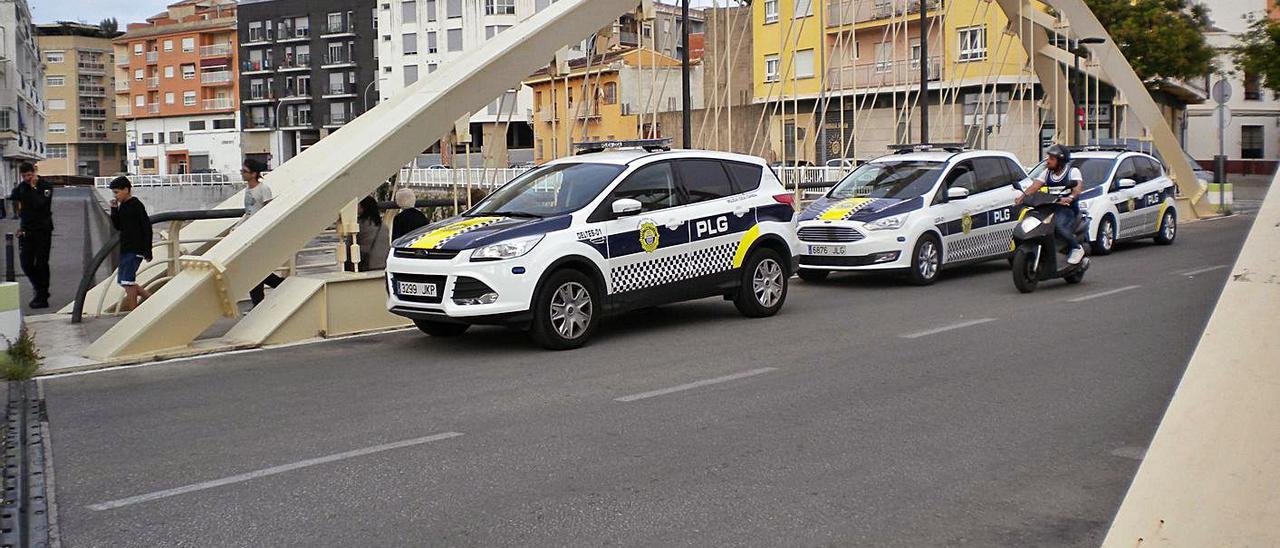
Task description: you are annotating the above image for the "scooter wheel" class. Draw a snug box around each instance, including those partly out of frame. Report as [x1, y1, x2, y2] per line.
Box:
[1011, 248, 1039, 294]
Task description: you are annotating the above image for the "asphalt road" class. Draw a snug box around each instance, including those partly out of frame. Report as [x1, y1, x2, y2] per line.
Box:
[0, 185, 94, 314]
[43, 213, 1254, 547]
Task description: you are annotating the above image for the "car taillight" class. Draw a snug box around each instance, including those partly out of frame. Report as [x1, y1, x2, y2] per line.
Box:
[773, 193, 795, 206]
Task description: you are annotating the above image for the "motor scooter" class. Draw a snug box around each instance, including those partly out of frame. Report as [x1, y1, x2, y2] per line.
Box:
[1010, 192, 1090, 293]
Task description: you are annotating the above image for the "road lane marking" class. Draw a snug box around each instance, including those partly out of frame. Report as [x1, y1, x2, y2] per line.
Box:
[899, 318, 998, 339]
[1177, 264, 1229, 277]
[615, 368, 777, 402]
[87, 432, 464, 511]
[1064, 285, 1142, 303]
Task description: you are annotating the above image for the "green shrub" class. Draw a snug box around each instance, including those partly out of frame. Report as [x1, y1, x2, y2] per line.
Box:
[2, 327, 41, 381]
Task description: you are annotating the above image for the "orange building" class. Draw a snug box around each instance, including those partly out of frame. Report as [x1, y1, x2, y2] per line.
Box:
[113, 0, 241, 174]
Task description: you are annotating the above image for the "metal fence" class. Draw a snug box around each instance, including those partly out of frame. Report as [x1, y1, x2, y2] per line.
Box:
[94, 173, 238, 187]
[398, 167, 531, 190]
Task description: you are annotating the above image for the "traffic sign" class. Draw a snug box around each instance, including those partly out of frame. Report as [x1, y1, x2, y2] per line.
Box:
[1212, 79, 1231, 105]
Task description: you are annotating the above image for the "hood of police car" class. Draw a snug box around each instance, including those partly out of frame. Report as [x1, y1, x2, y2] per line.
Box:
[395, 214, 573, 251]
[799, 196, 925, 223]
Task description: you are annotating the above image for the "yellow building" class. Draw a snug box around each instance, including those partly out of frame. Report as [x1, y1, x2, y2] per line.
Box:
[752, 0, 1048, 164]
[524, 48, 702, 163]
[36, 23, 128, 178]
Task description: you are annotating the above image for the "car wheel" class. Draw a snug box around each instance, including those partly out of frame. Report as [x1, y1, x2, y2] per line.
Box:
[1093, 216, 1116, 256]
[413, 319, 470, 337]
[1154, 209, 1176, 245]
[734, 248, 788, 318]
[906, 234, 941, 286]
[797, 268, 829, 282]
[529, 269, 599, 350]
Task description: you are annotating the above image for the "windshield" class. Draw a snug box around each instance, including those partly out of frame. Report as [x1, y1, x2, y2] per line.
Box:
[1028, 158, 1116, 189]
[827, 160, 944, 200]
[468, 163, 625, 217]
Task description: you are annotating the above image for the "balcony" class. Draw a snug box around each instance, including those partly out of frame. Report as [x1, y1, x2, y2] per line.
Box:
[145, 76, 159, 89]
[322, 54, 355, 68]
[278, 54, 311, 71]
[245, 30, 272, 45]
[322, 21, 355, 38]
[243, 59, 274, 74]
[78, 84, 107, 97]
[116, 105, 132, 116]
[115, 56, 129, 66]
[146, 103, 160, 114]
[79, 129, 108, 141]
[244, 116, 275, 131]
[618, 31, 639, 47]
[79, 108, 108, 120]
[243, 91, 273, 104]
[145, 51, 158, 64]
[278, 26, 311, 42]
[323, 112, 349, 127]
[78, 61, 107, 74]
[281, 113, 312, 128]
[203, 97, 235, 111]
[827, 0, 941, 27]
[322, 83, 356, 97]
[200, 43, 233, 59]
[826, 57, 941, 91]
[115, 80, 130, 92]
[201, 71, 233, 86]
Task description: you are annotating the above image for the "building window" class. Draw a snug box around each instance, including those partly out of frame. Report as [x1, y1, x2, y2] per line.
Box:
[485, 25, 510, 39]
[163, 39, 173, 52]
[213, 118, 236, 129]
[426, 0, 437, 21]
[485, 0, 515, 15]
[602, 82, 617, 105]
[48, 123, 67, 134]
[958, 26, 987, 61]
[427, 63, 437, 73]
[48, 99, 66, 110]
[1244, 72, 1262, 101]
[182, 64, 196, 79]
[404, 64, 419, 86]
[181, 37, 195, 52]
[135, 95, 145, 107]
[447, 28, 462, 51]
[170, 131, 184, 144]
[134, 43, 143, 56]
[427, 32, 438, 53]
[134, 69, 143, 81]
[142, 158, 156, 169]
[764, 0, 778, 23]
[47, 75, 66, 87]
[45, 51, 65, 63]
[183, 91, 196, 106]
[403, 33, 418, 54]
[447, 0, 462, 18]
[328, 12, 343, 32]
[164, 66, 174, 78]
[189, 120, 207, 131]
[764, 55, 780, 83]
[1241, 125, 1265, 159]
[47, 144, 68, 158]
[165, 92, 175, 104]
[794, 0, 813, 17]
[141, 132, 155, 144]
[794, 49, 815, 79]
[402, 0, 417, 23]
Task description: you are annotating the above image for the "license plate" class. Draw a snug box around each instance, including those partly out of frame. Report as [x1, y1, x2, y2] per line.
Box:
[808, 245, 847, 256]
[397, 281, 438, 298]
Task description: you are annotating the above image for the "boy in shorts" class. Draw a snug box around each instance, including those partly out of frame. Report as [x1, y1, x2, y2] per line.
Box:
[109, 177, 154, 311]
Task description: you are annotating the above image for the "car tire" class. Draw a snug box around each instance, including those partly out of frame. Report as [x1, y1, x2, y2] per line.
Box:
[906, 234, 941, 286]
[413, 319, 470, 338]
[529, 269, 600, 350]
[797, 268, 829, 282]
[1093, 215, 1116, 256]
[1154, 208, 1176, 245]
[734, 248, 788, 318]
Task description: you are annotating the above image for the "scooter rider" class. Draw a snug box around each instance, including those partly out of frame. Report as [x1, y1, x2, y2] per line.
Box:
[1016, 144, 1085, 265]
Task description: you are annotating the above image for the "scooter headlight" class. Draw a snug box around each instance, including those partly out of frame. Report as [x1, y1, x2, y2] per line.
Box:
[1019, 217, 1044, 232]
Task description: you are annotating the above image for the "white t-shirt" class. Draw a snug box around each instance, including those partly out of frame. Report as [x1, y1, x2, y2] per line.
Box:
[244, 183, 273, 217]
[1036, 166, 1083, 195]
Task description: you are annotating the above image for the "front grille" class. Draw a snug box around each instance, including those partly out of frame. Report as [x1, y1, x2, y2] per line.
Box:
[390, 273, 447, 304]
[799, 226, 865, 243]
[800, 254, 880, 267]
[394, 248, 461, 260]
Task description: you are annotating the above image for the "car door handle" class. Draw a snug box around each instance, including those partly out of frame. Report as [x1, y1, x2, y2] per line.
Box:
[733, 207, 750, 217]
[664, 219, 685, 230]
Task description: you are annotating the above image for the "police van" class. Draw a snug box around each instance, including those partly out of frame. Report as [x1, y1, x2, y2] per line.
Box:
[384, 140, 800, 349]
[1027, 148, 1177, 255]
[795, 146, 1030, 285]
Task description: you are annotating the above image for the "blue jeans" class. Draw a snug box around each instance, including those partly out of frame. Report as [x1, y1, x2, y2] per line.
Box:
[117, 252, 143, 286]
[1054, 205, 1081, 251]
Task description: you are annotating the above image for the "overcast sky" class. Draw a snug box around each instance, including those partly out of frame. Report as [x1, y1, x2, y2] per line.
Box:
[30, 0, 732, 27]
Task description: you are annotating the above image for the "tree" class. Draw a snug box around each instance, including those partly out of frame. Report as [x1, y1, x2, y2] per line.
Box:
[1083, 0, 1215, 89]
[1234, 17, 1280, 95]
[99, 17, 118, 35]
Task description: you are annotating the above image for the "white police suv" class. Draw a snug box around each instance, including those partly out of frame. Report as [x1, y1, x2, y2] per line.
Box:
[795, 147, 1030, 285]
[385, 141, 800, 349]
[1028, 148, 1177, 255]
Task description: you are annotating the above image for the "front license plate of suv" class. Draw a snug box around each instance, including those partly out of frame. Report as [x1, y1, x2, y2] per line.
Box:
[398, 281, 438, 298]
[808, 245, 846, 256]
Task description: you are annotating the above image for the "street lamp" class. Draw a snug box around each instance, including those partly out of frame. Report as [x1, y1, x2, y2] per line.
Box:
[1066, 37, 1106, 146]
[363, 76, 388, 113]
[681, 0, 691, 149]
[274, 100, 287, 168]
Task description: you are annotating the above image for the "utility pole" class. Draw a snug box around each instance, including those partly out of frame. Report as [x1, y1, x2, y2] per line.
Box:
[918, 0, 928, 144]
[681, 0, 692, 148]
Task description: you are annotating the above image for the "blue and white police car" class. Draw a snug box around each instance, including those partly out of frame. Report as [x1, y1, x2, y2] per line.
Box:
[385, 141, 800, 349]
[1027, 148, 1178, 255]
[795, 147, 1030, 285]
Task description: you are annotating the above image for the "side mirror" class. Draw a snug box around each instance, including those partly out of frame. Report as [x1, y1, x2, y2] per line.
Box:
[611, 198, 642, 216]
[1117, 178, 1137, 189]
[946, 187, 970, 200]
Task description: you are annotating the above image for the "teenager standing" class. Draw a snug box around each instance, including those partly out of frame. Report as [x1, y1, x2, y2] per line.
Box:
[108, 177, 154, 311]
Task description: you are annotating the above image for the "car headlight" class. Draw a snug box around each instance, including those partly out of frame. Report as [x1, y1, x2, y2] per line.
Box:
[470, 234, 544, 262]
[864, 215, 906, 231]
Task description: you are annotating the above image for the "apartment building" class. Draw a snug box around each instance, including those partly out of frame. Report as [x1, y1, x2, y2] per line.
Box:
[0, 0, 45, 191]
[37, 22, 127, 179]
[238, 0, 378, 168]
[114, 0, 240, 175]
[524, 48, 703, 162]
[375, 1, 703, 167]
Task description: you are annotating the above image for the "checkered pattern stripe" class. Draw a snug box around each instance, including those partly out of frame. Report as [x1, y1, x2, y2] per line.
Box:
[946, 228, 1013, 263]
[610, 242, 741, 294]
[1120, 210, 1158, 238]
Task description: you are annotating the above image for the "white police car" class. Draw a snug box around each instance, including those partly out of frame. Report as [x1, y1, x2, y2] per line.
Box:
[385, 141, 800, 349]
[1027, 149, 1177, 255]
[795, 147, 1030, 285]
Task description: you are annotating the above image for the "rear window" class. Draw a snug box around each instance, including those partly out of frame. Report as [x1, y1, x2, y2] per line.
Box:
[724, 161, 763, 193]
[676, 159, 735, 203]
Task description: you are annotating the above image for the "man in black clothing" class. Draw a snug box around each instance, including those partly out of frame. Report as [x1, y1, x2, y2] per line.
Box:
[12, 163, 53, 308]
[109, 177, 153, 311]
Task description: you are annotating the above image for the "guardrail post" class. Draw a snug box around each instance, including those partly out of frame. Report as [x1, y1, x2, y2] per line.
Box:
[4, 234, 13, 282]
[166, 221, 181, 277]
